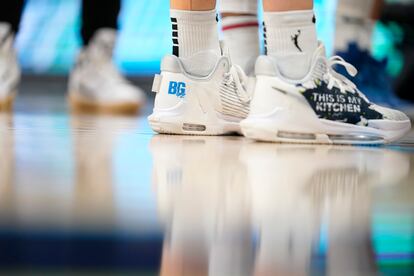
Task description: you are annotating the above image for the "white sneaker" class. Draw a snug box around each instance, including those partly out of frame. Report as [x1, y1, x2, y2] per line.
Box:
[148, 44, 254, 135]
[68, 29, 146, 115]
[241, 43, 411, 145]
[0, 23, 20, 111]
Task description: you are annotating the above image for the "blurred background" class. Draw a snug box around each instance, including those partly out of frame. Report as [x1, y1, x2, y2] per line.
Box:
[15, 0, 414, 103]
[12, 0, 400, 75]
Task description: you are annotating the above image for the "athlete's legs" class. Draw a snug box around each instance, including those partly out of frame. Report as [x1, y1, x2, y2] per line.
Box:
[148, 0, 254, 135]
[262, 0, 317, 79]
[262, 0, 313, 11]
[240, 0, 410, 144]
[220, 0, 259, 74]
[81, 0, 120, 45]
[372, 0, 384, 21]
[171, 0, 216, 10]
[0, 0, 25, 34]
[335, 0, 382, 53]
[0, 1, 24, 110]
[81, 0, 121, 45]
[68, 0, 145, 114]
[169, 0, 221, 76]
[334, 0, 402, 107]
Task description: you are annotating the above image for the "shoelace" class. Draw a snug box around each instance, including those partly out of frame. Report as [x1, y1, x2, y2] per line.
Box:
[323, 55, 358, 93]
[224, 65, 253, 103]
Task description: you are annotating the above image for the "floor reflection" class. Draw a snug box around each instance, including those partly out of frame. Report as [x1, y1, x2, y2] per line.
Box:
[0, 113, 15, 226]
[151, 135, 411, 276]
[70, 114, 138, 231]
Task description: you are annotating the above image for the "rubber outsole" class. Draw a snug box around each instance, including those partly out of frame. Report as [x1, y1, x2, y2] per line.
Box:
[241, 120, 411, 145]
[68, 93, 142, 115]
[148, 116, 241, 136]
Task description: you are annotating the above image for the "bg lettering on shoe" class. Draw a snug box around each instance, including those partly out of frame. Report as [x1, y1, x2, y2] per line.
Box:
[168, 81, 186, 98]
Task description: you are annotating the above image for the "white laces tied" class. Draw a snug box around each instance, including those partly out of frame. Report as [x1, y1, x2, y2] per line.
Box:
[224, 65, 252, 103]
[323, 55, 358, 93]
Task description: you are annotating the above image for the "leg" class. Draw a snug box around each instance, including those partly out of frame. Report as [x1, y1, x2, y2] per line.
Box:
[148, 0, 253, 135]
[220, 0, 260, 74]
[0, 0, 25, 34]
[263, 0, 313, 11]
[169, 0, 220, 75]
[0, 1, 23, 110]
[68, 0, 145, 114]
[371, 0, 384, 21]
[334, 0, 402, 106]
[262, 0, 317, 79]
[81, 0, 120, 45]
[171, 0, 216, 10]
[335, 0, 383, 53]
[240, 0, 410, 144]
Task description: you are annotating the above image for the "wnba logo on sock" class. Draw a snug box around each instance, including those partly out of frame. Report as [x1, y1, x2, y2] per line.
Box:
[168, 81, 186, 98]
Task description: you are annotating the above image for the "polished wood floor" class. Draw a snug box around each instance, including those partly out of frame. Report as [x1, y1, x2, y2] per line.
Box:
[0, 76, 413, 275]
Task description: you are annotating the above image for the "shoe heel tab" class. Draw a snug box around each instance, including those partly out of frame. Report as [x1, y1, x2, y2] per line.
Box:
[161, 55, 182, 73]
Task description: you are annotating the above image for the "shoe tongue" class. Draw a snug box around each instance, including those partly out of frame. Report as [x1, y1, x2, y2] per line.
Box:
[180, 50, 220, 77]
[308, 43, 328, 81]
[87, 28, 117, 59]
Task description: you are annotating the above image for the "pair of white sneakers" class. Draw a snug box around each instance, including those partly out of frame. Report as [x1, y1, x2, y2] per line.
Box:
[0, 23, 145, 114]
[149, 42, 411, 145]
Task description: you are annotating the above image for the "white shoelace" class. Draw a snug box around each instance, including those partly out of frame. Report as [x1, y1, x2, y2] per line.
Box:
[224, 65, 253, 103]
[322, 55, 358, 93]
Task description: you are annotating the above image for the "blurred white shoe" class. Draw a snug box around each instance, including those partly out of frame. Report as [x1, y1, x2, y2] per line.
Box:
[68, 28, 146, 115]
[0, 23, 20, 111]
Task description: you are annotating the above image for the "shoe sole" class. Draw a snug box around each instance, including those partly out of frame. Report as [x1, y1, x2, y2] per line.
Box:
[148, 101, 242, 136]
[0, 92, 16, 112]
[149, 117, 241, 136]
[241, 111, 411, 145]
[68, 93, 141, 115]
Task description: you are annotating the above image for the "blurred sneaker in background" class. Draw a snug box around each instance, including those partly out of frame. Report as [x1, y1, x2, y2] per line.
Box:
[334, 0, 406, 108]
[336, 43, 406, 108]
[0, 23, 20, 111]
[68, 29, 146, 115]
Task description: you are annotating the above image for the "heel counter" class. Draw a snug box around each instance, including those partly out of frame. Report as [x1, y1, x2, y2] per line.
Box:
[153, 71, 189, 110]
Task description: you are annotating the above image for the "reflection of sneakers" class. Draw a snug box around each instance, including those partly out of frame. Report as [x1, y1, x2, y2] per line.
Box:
[148, 44, 254, 135]
[0, 113, 14, 221]
[241, 43, 411, 145]
[0, 23, 20, 111]
[70, 115, 138, 229]
[68, 29, 146, 115]
[151, 136, 254, 276]
[336, 42, 405, 108]
[241, 143, 409, 275]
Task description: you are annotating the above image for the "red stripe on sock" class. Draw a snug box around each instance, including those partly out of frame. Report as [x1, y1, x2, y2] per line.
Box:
[222, 22, 259, 31]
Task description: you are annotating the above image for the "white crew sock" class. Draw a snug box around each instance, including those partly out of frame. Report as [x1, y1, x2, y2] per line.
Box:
[335, 0, 375, 53]
[170, 9, 221, 76]
[170, 9, 221, 58]
[263, 10, 318, 80]
[220, 0, 258, 14]
[222, 15, 260, 75]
